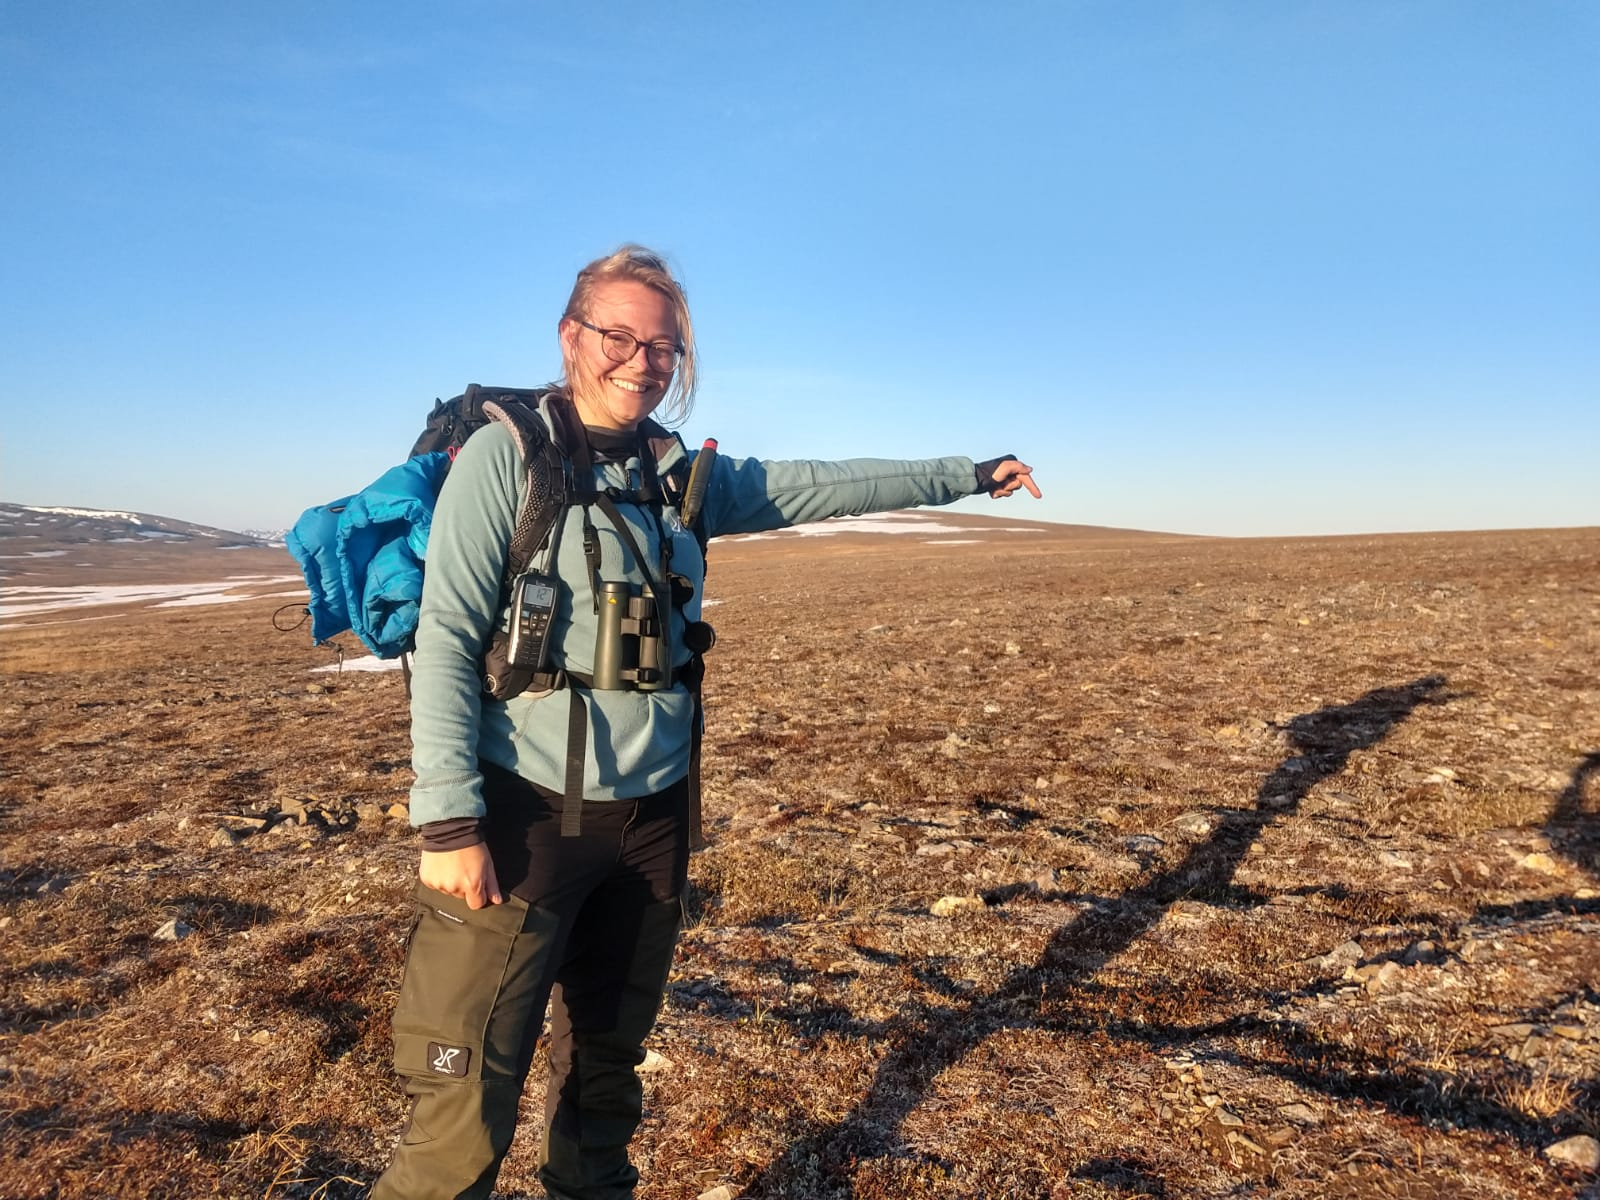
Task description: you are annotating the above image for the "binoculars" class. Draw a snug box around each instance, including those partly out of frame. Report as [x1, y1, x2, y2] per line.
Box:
[593, 580, 667, 690]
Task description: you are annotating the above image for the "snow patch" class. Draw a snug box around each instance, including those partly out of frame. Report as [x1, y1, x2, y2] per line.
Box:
[155, 587, 305, 609]
[311, 655, 402, 673]
[24, 505, 143, 524]
[0, 576, 302, 619]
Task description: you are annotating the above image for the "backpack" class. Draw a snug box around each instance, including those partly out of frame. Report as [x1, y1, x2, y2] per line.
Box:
[411, 385, 712, 698]
[287, 383, 717, 843]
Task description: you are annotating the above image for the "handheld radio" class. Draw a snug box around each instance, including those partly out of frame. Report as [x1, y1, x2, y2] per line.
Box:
[505, 571, 559, 669]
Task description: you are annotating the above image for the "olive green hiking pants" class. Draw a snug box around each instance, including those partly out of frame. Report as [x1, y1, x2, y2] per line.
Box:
[372, 775, 688, 1200]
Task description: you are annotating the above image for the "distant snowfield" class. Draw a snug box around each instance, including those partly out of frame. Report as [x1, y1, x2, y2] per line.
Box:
[0, 575, 304, 621]
[19, 505, 144, 523]
[725, 511, 1045, 541]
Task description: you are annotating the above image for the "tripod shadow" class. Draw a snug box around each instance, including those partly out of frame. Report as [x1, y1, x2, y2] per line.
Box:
[742, 675, 1453, 1196]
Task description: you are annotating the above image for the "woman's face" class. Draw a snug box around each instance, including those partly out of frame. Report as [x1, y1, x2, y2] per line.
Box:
[559, 279, 680, 430]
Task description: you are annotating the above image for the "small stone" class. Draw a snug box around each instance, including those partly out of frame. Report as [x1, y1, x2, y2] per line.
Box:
[1515, 1036, 1550, 1063]
[210, 827, 244, 849]
[1551, 1024, 1585, 1040]
[385, 803, 410, 821]
[1490, 1023, 1536, 1039]
[1518, 852, 1561, 875]
[355, 803, 386, 826]
[1229, 1132, 1268, 1156]
[1356, 961, 1404, 991]
[306, 682, 331, 695]
[915, 841, 956, 857]
[931, 895, 986, 918]
[1277, 1102, 1320, 1126]
[1213, 1107, 1245, 1128]
[250, 1029, 273, 1046]
[154, 919, 193, 941]
[1003, 641, 1021, 656]
[1309, 940, 1363, 971]
[1401, 940, 1438, 965]
[1544, 1134, 1600, 1170]
[1172, 812, 1214, 837]
[698, 1187, 736, 1200]
[1377, 850, 1413, 870]
[638, 1050, 674, 1073]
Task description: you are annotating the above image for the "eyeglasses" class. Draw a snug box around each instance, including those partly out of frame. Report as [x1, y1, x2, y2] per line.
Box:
[574, 319, 683, 374]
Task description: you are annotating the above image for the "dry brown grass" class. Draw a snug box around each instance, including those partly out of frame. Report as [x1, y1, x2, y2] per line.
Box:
[2, 525, 1598, 1198]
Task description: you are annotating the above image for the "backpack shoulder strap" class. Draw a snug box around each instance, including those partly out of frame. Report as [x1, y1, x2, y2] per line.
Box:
[480, 395, 568, 580]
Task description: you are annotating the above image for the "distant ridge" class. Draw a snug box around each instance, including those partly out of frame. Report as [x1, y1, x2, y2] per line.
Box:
[0, 502, 277, 548]
[0, 501, 289, 586]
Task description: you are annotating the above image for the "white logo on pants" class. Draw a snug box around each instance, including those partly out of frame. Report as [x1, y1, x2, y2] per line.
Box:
[432, 1046, 462, 1073]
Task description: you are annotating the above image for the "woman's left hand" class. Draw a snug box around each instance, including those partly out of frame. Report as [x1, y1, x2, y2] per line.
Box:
[985, 458, 1042, 499]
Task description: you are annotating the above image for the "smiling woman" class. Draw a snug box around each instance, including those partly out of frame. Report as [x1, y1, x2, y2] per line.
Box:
[557, 247, 698, 429]
[370, 244, 1040, 1200]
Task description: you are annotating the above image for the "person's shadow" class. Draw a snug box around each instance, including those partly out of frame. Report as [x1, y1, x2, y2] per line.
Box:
[1548, 750, 1600, 881]
[739, 675, 1455, 1196]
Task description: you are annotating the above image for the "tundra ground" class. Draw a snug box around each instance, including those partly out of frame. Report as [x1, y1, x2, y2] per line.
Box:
[1, 523, 1597, 1198]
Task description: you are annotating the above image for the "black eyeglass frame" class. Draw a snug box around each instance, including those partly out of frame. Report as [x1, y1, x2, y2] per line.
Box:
[574, 319, 683, 373]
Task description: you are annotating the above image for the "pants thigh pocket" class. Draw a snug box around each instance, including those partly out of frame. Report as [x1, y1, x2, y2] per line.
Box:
[392, 882, 555, 1083]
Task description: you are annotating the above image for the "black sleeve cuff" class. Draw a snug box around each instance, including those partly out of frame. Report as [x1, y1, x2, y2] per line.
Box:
[419, 816, 487, 852]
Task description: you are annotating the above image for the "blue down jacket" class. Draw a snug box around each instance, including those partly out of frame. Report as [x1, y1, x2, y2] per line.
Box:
[286, 452, 452, 657]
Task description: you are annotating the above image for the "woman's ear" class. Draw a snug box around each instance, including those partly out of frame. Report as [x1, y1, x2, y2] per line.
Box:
[557, 317, 580, 361]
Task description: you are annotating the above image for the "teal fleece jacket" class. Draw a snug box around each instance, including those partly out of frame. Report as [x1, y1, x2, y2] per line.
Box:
[407, 412, 982, 826]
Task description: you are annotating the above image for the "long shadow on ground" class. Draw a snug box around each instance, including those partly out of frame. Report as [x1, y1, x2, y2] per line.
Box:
[1548, 750, 1600, 880]
[744, 675, 1467, 1196]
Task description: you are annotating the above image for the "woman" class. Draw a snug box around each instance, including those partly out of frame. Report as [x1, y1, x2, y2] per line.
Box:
[373, 245, 1040, 1200]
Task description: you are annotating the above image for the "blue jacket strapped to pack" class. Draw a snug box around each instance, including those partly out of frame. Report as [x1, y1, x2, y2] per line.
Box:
[285, 451, 452, 658]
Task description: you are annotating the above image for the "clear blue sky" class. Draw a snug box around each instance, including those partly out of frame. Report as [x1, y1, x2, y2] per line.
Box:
[2, 1, 1595, 537]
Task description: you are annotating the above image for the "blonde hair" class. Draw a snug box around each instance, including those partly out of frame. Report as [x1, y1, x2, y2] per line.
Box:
[560, 244, 698, 424]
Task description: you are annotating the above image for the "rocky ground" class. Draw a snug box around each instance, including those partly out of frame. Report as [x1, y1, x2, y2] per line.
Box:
[1, 522, 1596, 1198]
